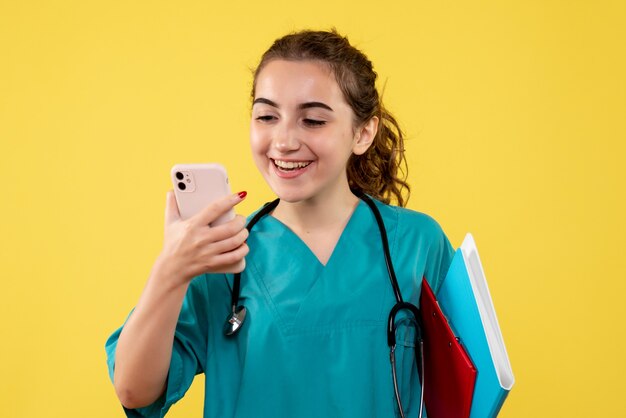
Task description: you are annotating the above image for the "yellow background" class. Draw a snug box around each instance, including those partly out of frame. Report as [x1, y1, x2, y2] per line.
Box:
[1, 1, 624, 417]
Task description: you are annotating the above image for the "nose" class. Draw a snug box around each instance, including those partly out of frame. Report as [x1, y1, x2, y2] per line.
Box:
[272, 120, 301, 153]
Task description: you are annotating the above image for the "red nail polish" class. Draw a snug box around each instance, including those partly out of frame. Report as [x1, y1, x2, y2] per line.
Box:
[238, 191, 247, 199]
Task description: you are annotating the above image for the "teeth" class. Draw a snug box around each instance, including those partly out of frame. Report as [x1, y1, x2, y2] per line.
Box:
[273, 160, 311, 170]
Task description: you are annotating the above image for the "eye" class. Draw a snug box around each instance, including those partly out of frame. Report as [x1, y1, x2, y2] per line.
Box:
[255, 115, 276, 122]
[303, 118, 326, 127]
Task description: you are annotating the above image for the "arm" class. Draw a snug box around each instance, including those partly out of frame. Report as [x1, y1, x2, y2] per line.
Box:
[112, 191, 248, 409]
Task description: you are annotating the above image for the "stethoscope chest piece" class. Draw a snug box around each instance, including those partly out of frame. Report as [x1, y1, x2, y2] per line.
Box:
[223, 305, 247, 336]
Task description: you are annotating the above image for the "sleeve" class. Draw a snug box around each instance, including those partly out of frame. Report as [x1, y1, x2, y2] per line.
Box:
[104, 274, 211, 418]
[423, 220, 456, 296]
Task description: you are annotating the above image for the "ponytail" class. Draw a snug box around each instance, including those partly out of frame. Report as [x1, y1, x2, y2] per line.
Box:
[347, 105, 409, 206]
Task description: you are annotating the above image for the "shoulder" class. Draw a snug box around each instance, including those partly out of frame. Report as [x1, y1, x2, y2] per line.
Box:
[374, 199, 455, 293]
[373, 199, 447, 242]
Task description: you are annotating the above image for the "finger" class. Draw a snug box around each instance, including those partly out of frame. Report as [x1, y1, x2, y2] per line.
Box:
[192, 191, 247, 227]
[209, 227, 249, 255]
[207, 243, 250, 273]
[213, 258, 246, 274]
[164, 190, 181, 224]
[203, 215, 246, 242]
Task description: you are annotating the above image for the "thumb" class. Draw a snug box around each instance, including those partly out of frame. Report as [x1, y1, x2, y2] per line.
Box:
[165, 190, 181, 224]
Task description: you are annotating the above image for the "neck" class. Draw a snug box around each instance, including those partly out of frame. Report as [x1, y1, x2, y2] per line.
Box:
[272, 187, 360, 233]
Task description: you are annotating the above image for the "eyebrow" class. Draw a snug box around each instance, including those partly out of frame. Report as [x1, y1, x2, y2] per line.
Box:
[253, 97, 334, 112]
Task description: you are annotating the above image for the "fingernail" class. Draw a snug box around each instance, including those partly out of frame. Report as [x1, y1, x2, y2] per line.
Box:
[238, 191, 247, 199]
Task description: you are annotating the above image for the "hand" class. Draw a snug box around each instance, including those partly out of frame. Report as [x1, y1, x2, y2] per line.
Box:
[157, 190, 249, 285]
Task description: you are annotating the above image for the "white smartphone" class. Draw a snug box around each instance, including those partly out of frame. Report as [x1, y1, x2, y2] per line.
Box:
[171, 163, 235, 226]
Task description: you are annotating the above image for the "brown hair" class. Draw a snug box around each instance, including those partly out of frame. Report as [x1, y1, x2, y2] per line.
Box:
[252, 29, 410, 206]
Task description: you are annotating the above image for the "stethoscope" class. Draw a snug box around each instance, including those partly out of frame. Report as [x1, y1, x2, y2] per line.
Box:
[222, 194, 425, 418]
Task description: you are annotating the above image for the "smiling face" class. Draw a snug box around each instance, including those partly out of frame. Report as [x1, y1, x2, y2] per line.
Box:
[250, 59, 376, 204]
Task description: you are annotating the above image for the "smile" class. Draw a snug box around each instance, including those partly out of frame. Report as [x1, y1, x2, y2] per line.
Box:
[272, 159, 312, 171]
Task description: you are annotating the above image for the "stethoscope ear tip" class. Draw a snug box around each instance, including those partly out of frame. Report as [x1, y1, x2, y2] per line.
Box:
[223, 306, 247, 336]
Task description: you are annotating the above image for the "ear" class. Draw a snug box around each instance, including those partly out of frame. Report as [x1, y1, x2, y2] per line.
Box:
[352, 116, 379, 156]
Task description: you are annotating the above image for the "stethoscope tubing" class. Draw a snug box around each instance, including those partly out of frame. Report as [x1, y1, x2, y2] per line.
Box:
[229, 198, 279, 313]
[359, 194, 404, 305]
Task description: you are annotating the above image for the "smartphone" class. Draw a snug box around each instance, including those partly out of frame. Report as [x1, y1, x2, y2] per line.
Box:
[171, 163, 235, 226]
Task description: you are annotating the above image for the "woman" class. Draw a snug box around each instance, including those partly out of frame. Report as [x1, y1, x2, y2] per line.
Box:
[106, 29, 454, 418]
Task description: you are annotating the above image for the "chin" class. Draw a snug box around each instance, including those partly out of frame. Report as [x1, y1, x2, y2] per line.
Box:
[268, 184, 312, 203]
[272, 190, 308, 203]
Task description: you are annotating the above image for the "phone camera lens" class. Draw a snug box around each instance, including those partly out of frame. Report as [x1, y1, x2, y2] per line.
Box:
[175, 171, 184, 180]
[177, 182, 186, 191]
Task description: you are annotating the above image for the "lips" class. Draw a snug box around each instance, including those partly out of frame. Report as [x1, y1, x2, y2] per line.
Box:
[272, 159, 312, 171]
[270, 158, 313, 178]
